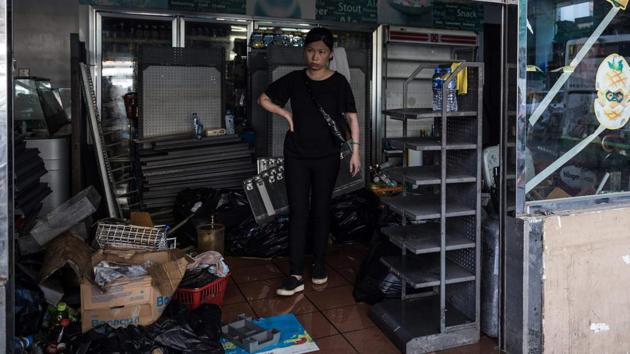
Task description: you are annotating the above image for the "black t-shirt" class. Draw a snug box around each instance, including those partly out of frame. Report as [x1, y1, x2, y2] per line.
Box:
[265, 70, 357, 158]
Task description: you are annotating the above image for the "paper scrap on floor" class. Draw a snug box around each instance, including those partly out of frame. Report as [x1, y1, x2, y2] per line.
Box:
[221, 314, 319, 354]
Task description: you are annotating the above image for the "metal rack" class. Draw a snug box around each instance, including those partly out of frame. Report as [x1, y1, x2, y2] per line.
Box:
[370, 62, 483, 353]
[372, 25, 478, 164]
[95, 222, 175, 250]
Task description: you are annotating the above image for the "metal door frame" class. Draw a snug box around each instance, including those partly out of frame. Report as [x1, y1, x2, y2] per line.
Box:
[0, 0, 11, 352]
[369, 2, 518, 351]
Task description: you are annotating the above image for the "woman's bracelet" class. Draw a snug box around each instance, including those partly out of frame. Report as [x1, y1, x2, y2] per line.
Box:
[349, 141, 360, 145]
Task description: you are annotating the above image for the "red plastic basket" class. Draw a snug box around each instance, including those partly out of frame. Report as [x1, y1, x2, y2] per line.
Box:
[173, 273, 230, 310]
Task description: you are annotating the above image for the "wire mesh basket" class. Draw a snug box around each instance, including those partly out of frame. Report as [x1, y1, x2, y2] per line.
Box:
[95, 222, 176, 250]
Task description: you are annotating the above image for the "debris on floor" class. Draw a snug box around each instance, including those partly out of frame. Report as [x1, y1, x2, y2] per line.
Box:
[227, 216, 289, 258]
[330, 189, 381, 244]
[80, 248, 189, 332]
[17, 186, 101, 255]
[221, 314, 318, 354]
[70, 302, 224, 354]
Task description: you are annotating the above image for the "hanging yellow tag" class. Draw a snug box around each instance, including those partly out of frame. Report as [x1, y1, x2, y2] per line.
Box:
[527, 65, 543, 73]
[550, 65, 575, 73]
[607, 0, 628, 10]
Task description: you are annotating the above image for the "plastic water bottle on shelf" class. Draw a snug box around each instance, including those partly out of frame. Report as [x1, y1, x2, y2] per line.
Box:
[192, 112, 204, 139]
[444, 68, 458, 112]
[432, 67, 443, 112]
[225, 109, 235, 135]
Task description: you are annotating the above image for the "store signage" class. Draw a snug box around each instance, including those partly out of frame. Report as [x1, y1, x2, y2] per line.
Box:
[316, 0, 377, 23]
[79, 0, 247, 15]
[169, 0, 246, 13]
[432, 1, 483, 32]
[388, 28, 477, 46]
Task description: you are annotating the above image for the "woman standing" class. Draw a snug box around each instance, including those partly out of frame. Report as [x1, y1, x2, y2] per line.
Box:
[258, 27, 361, 296]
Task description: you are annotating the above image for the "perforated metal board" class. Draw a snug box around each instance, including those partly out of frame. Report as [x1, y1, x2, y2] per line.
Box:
[141, 66, 222, 138]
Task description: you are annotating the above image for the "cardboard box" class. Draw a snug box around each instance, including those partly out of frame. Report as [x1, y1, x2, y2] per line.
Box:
[39, 231, 93, 305]
[80, 248, 188, 333]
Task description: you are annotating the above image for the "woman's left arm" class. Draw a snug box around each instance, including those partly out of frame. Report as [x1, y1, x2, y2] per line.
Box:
[345, 112, 361, 177]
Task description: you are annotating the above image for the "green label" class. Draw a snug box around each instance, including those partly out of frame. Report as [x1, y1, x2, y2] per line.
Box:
[79, 0, 246, 15]
[316, 0, 377, 23]
[169, 0, 246, 14]
[79, 0, 168, 8]
[432, 1, 483, 32]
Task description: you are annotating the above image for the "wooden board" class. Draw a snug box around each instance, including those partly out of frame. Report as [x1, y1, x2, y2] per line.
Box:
[543, 207, 630, 353]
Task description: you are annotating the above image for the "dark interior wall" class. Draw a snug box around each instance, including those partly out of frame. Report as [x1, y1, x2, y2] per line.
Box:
[483, 23, 501, 148]
[14, 0, 79, 88]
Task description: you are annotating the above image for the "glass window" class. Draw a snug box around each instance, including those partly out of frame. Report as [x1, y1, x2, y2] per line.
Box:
[185, 21, 248, 125]
[101, 17, 173, 132]
[521, 0, 630, 202]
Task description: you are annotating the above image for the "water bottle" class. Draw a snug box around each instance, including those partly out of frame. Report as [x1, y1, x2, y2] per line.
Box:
[192, 113, 204, 139]
[15, 336, 33, 353]
[432, 67, 443, 112]
[444, 68, 458, 112]
[225, 109, 235, 135]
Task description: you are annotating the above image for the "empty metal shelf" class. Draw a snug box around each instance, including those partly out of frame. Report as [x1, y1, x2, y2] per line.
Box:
[381, 195, 476, 221]
[370, 297, 475, 352]
[381, 255, 475, 289]
[387, 137, 477, 151]
[384, 149, 403, 156]
[382, 224, 476, 254]
[387, 166, 476, 186]
[383, 108, 478, 120]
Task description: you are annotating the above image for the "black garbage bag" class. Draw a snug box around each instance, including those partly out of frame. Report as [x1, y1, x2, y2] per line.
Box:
[352, 229, 402, 304]
[73, 325, 158, 354]
[214, 191, 252, 232]
[151, 303, 223, 352]
[72, 302, 223, 354]
[179, 268, 220, 289]
[330, 189, 381, 244]
[15, 267, 47, 336]
[227, 216, 289, 258]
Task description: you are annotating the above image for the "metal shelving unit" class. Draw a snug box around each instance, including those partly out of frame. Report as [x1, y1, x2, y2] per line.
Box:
[370, 61, 483, 353]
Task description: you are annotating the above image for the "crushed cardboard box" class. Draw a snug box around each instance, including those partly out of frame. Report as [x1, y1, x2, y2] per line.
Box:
[39, 231, 93, 305]
[36, 212, 189, 332]
[80, 248, 189, 332]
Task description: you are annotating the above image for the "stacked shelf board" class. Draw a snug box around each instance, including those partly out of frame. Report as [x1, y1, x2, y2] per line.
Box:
[14, 135, 51, 232]
[135, 134, 256, 224]
[370, 62, 483, 353]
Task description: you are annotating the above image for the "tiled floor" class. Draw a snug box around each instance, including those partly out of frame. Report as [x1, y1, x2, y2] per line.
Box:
[224, 243, 499, 354]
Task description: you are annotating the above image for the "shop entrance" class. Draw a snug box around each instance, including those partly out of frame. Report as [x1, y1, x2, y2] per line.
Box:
[4, 1, 519, 353]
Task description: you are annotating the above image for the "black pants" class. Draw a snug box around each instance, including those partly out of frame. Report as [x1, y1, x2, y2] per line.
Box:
[285, 153, 340, 276]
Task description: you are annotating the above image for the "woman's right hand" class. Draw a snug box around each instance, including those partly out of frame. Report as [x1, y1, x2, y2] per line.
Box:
[284, 112, 294, 132]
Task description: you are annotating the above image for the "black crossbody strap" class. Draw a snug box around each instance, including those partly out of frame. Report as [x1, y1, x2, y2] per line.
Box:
[303, 70, 351, 151]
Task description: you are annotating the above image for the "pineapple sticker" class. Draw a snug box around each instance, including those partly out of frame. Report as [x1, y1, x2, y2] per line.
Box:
[595, 53, 630, 130]
[607, 0, 628, 10]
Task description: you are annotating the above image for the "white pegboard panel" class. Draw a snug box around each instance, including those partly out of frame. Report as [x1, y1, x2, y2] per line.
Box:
[142, 66, 222, 138]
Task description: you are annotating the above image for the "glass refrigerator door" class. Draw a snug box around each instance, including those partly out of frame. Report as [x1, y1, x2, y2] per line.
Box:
[99, 15, 174, 211]
[183, 20, 248, 125]
[101, 16, 174, 132]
